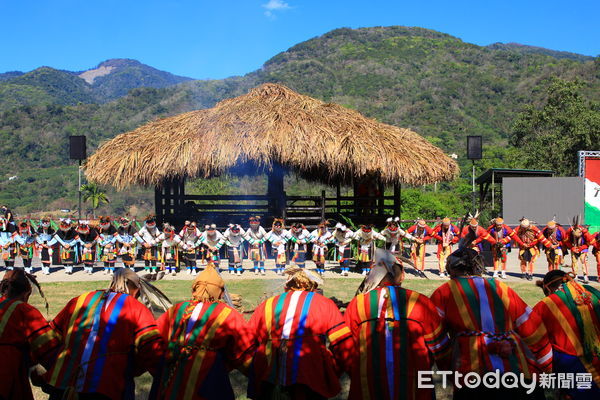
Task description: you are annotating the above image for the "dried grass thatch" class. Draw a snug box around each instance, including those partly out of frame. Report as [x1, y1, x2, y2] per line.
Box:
[85, 83, 459, 189]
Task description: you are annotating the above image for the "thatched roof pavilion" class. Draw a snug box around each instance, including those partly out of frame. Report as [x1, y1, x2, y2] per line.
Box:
[86, 83, 458, 225]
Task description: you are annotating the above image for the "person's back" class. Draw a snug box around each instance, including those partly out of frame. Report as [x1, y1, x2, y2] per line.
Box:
[248, 268, 355, 399]
[154, 265, 254, 400]
[45, 270, 166, 399]
[533, 271, 600, 399]
[0, 270, 61, 400]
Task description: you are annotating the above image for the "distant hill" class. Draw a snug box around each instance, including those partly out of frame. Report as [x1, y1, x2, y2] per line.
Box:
[486, 42, 596, 62]
[0, 58, 193, 111]
[0, 26, 598, 213]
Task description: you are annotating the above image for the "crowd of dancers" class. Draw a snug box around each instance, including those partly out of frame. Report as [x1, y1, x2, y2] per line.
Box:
[2, 247, 599, 400]
[1, 208, 600, 282]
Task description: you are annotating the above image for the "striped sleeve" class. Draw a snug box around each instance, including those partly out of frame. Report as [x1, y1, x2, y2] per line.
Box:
[505, 284, 553, 371]
[21, 303, 62, 368]
[131, 299, 165, 376]
[418, 295, 451, 369]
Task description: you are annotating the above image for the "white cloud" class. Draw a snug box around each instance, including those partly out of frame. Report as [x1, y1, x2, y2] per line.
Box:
[262, 0, 291, 18]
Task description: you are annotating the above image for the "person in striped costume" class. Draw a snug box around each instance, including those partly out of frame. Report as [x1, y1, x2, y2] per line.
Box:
[563, 219, 596, 283]
[513, 218, 553, 281]
[345, 250, 451, 400]
[247, 266, 355, 399]
[332, 223, 354, 276]
[431, 217, 460, 278]
[487, 217, 523, 279]
[533, 270, 600, 399]
[264, 219, 290, 275]
[289, 223, 312, 269]
[14, 221, 36, 273]
[406, 219, 434, 276]
[199, 224, 224, 269]
[245, 216, 268, 275]
[0, 269, 61, 400]
[430, 247, 553, 399]
[43, 269, 168, 400]
[223, 224, 246, 275]
[153, 264, 255, 400]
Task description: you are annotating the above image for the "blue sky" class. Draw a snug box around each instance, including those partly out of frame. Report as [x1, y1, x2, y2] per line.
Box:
[1, 0, 598, 79]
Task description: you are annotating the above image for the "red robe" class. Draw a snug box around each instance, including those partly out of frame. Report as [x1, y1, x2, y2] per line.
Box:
[248, 290, 355, 399]
[532, 282, 600, 388]
[0, 297, 61, 400]
[430, 277, 553, 378]
[344, 285, 451, 400]
[155, 300, 254, 400]
[460, 225, 497, 249]
[45, 290, 165, 399]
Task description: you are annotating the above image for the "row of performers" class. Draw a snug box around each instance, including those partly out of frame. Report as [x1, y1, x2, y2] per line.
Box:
[2, 213, 599, 281]
[3, 250, 599, 400]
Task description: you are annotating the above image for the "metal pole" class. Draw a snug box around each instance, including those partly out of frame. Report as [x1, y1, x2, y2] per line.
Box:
[491, 171, 495, 213]
[472, 160, 476, 211]
[78, 160, 82, 219]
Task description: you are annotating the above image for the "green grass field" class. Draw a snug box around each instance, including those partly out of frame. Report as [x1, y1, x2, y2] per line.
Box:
[28, 278, 548, 399]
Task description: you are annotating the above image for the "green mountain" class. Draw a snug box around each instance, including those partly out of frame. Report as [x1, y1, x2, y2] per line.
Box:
[0, 26, 598, 214]
[0, 58, 193, 111]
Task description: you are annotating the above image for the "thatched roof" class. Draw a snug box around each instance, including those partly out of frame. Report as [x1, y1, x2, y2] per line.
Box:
[85, 83, 459, 189]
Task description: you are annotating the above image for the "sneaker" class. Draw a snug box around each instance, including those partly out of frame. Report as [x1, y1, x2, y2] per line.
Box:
[103, 269, 108, 275]
[361, 270, 367, 276]
[501, 271, 507, 279]
[254, 270, 259, 275]
[521, 273, 527, 280]
[493, 271, 499, 278]
[88, 269, 92, 275]
[236, 270, 242, 276]
[527, 274, 533, 281]
[186, 269, 191, 275]
[261, 270, 266, 276]
[192, 269, 198, 275]
[584, 275, 589, 283]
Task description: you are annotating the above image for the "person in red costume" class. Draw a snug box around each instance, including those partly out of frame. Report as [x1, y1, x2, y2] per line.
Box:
[0, 269, 61, 400]
[541, 220, 568, 271]
[44, 269, 168, 400]
[563, 217, 596, 283]
[460, 217, 496, 252]
[247, 266, 355, 400]
[487, 217, 523, 279]
[153, 264, 254, 400]
[345, 250, 451, 400]
[431, 217, 460, 278]
[513, 218, 552, 281]
[406, 219, 433, 277]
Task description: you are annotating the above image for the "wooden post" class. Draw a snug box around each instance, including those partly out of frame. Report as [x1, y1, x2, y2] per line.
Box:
[267, 163, 285, 217]
[336, 182, 341, 214]
[378, 180, 385, 215]
[320, 190, 326, 221]
[393, 183, 401, 218]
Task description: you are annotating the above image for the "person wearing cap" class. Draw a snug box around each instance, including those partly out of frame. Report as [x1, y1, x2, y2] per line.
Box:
[430, 248, 553, 399]
[223, 223, 246, 275]
[563, 219, 596, 283]
[116, 217, 138, 270]
[77, 220, 100, 275]
[36, 216, 57, 275]
[54, 218, 79, 275]
[179, 221, 202, 275]
[199, 224, 224, 269]
[14, 221, 36, 273]
[44, 269, 167, 400]
[533, 270, 600, 399]
[135, 215, 162, 274]
[245, 216, 268, 275]
[0, 214, 17, 270]
[332, 223, 354, 276]
[264, 219, 290, 275]
[353, 224, 386, 276]
[460, 216, 497, 253]
[97, 216, 119, 275]
[153, 264, 254, 399]
[431, 217, 460, 278]
[406, 219, 434, 277]
[289, 223, 313, 270]
[247, 266, 355, 399]
[157, 223, 182, 275]
[541, 220, 567, 271]
[0, 269, 61, 400]
[487, 217, 524, 279]
[345, 250, 451, 400]
[310, 220, 332, 276]
[513, 218, 553, 281]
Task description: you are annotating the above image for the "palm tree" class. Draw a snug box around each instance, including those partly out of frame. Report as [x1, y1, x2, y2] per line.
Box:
[81, 183, 109, 217]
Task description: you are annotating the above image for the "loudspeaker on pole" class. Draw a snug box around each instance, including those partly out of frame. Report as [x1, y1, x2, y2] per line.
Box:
[69, 136, 87, 160]
[467, 136, 482, 160]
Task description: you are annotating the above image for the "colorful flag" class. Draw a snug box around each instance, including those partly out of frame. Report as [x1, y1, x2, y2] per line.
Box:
[584, 157, 600, 233]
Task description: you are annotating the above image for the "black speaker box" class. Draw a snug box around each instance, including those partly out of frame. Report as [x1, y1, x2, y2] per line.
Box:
[69, 136, 87, 160]
[467, 136, 482, 160]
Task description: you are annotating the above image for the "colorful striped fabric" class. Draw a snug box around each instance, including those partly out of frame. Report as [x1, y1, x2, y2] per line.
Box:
[248, 290, 355, 399]
[155, 300, 254, 400]
[46, 290, 164, 400]
[345, 286, 450, 400]
[430, 277, 553, 377]
[533, 281, 600, 386]
[0, 296, 61, 400]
